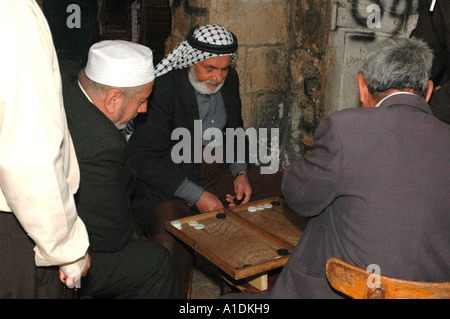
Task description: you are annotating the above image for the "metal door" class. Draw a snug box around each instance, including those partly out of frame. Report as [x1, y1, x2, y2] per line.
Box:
[325, 0, 419, 112]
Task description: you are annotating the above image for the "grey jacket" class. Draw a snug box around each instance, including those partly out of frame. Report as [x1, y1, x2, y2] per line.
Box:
[271, 93, 450, 298]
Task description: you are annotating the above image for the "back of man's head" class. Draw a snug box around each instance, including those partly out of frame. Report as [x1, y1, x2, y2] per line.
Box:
[360, 37, 433, 100]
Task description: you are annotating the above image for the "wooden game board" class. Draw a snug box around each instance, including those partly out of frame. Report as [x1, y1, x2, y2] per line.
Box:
[165, 197, 308, 290]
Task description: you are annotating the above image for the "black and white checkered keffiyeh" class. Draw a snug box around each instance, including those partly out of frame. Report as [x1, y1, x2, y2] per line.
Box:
[124, 24, 238, 140]
[155, 24, 238, 77]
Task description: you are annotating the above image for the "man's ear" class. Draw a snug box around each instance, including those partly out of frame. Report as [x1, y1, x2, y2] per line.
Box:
[104, 88, 124, 115]
[357, 73, 374, 107]
[425, 80, 434, 103]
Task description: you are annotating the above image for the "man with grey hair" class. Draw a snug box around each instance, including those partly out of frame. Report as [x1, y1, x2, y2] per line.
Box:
[225, 37, 450, 299]
[358, 37, 434, 103]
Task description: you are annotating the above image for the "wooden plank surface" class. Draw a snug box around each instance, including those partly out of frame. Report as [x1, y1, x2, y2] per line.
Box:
[165, 197, 308, 280]
[229, 197, 308, 248]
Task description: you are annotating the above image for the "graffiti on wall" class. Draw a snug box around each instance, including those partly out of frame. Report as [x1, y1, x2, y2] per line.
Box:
[349, 0, 417, 35]
[331, 0, 418, 42]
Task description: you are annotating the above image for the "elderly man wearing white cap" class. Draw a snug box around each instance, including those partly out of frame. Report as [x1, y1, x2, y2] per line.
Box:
[126, 24, 283, 298]
[60, 40, 178, 298]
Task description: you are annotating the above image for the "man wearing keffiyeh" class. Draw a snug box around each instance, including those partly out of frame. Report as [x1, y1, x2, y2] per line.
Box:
[127, 24, 283, 298]
[123, 24, 238, 139]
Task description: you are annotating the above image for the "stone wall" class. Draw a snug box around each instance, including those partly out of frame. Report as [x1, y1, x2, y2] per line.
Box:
[165, 0, 332, 169]
[283, 0, 331, 166]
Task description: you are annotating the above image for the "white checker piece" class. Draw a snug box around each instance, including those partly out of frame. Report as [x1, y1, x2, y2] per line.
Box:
[171, 220, 182, 230]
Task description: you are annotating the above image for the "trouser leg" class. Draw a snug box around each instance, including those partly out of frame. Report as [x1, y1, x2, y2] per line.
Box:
[81, 238, 179, 299]
[0, 212, 62, 299]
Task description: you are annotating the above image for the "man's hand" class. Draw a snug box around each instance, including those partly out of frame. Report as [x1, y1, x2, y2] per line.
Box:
[59, 254, 91, 287]
[195, 190, 224, 213]
[227, 171, 252, 206]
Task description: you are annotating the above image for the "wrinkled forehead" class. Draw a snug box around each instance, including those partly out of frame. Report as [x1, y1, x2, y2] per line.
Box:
[196, 55, 232, 69]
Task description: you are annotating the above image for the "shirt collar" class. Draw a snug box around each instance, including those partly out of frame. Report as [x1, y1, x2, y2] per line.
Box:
[375, 92, 417, 107]
[430, 0, 437, 11]
[78, 80, 94, 104]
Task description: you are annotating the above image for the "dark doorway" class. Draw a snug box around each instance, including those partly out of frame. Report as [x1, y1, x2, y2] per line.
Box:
[43, 0, 171, 66]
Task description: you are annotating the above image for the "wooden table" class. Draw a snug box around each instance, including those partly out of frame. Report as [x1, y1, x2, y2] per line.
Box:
[165, 197, 308, 292]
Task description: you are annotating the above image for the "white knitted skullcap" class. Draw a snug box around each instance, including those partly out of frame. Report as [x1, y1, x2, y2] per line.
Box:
[85, 40, 155, 87]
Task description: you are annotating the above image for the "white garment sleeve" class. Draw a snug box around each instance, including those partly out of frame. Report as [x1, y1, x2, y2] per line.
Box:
[0, 0, 89, 274]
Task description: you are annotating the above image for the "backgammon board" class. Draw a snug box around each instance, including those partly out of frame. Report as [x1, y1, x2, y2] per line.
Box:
[165, 197, 308, 285]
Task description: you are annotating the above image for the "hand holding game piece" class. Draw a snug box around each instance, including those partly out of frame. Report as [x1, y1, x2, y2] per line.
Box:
[233, 194, 246, 205]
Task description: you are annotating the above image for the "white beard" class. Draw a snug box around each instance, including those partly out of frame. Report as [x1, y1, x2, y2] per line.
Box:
[188, 66, 225, 95]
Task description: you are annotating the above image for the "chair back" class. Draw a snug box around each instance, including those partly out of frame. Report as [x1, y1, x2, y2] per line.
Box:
[326, 257, 450, 299]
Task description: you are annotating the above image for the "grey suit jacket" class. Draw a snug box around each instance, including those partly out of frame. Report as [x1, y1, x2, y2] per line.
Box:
[270, 93, 450, 298]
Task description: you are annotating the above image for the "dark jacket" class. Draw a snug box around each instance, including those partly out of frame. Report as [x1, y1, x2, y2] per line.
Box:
[62, 66, 134, 252]
[410, 0, 450, 124]
[128, 68, 242, 229]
